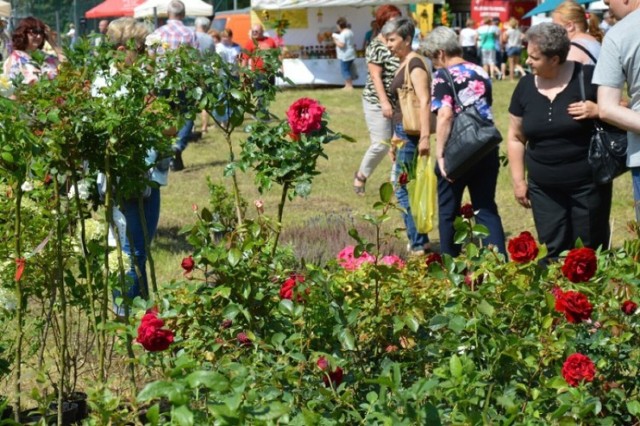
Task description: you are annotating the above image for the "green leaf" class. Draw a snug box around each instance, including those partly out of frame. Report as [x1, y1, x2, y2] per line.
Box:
[137, 381, 185, 404]
[627, 400, 640, 416]
[278, 299, 294, 316]
[200, 208, 213, 222]
[227, 248, 241, 266]
[171, 405, 194, 426]
[144, 404, 160, 425]
[551, 404, 572, 419]
[186, 371, 229, 392]
[338, 329, 356, 351]
[429, 315, 449, 331]
[379, 181, 394, 203]
[450, 354, 462, 378]
[1, 152, 14, 163]
[425, 403, 442, 426]
[471, 224, 490, 238]
[403, 314, 420, 332]
[448, 316, 466, 334]
[477, 299, 495, 317]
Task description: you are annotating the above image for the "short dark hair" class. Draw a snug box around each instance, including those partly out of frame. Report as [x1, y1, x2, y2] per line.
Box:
[336, 17, 348, 29]
[12, 16, 47, 51]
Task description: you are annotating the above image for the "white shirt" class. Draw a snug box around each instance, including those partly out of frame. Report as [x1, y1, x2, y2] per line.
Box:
[459, 28, 477, 48]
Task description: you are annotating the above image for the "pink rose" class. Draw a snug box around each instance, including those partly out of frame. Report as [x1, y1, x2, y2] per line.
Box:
[286, 98, 326, 136]
[336, 245, 375, 271]
[380, 255, 405, 269]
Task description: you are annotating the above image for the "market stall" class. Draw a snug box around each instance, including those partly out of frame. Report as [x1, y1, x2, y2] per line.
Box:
[251, 0, 418, 87]
[0, 0, 10, 18]
[85, 0, 146, 19]
[133, 0, 214, 18]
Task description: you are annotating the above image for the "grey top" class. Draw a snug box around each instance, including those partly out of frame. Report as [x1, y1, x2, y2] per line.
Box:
[196, 32, 216, 55]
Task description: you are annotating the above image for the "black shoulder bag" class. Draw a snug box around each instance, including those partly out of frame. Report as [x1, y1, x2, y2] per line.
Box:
[578, 67, 628, 185]
[441, 67, 502, 180]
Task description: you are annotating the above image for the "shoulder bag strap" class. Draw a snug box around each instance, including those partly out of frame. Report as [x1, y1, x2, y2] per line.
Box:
[405, 53, 431, 87]
[577, 65, 586, 102]
[403, 53, 414, 91]
[441, 66, 463, 115]
[570, 41, 598, 64]
[577, 64, 602, 131]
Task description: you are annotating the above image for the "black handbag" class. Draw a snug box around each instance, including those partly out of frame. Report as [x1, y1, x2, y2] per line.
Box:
[578, 68, 628, 184]
[441, 68, 502, 180]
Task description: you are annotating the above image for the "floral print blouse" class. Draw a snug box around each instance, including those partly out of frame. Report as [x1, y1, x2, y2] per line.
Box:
[3, 49, 59, 84]
[431, 62, 494, 121]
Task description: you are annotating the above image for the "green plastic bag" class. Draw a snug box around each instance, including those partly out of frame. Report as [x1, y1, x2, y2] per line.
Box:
[408, 155, 436, 234]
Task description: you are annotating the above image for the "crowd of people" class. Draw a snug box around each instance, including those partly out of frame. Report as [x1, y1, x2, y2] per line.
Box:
[3, 0, 639, 312]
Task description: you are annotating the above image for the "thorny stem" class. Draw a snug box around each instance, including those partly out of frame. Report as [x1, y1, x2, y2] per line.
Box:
[224, 133, 244, 227]
[53, 177, 68, 425]
[71, 174, 103, 383]
[139, 196, 158, 299]
[111, 193, 138, 390]
[271, 181, 290, 259]
[13, 187, 23, 422]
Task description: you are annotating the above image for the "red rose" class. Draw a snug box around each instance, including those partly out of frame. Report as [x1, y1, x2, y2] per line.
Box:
[621, 300, 637, 315]
[324, 366, 344, 387]
[398, 172, 409, 186]
[237, 332, 251, 346]
[561, 248, 597, 283]
[221, 319, 233, 329]
[136, 311, 174, 352]
[286, 98, 326, 136]
[554, 289, 593, 323]
[507, 231, 539, 263]
[459, 203, 474, 219]
[317, 357, 343, 387]
[279, 274, 306, 301]
[181, 256, 195, 274]
[562, 353, 596, 387]
[425, 253, 443, 267]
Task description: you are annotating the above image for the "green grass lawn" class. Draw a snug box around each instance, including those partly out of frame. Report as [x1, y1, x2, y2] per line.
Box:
[153, 81, 636, 283]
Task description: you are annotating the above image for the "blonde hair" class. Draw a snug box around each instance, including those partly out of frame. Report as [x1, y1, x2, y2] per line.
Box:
[107, 17, 150, 51]
[553, 1, 603, 42]
[508, 17, 519, 28]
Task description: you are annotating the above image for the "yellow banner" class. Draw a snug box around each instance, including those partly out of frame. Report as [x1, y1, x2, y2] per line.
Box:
[252, 9, 308, 31]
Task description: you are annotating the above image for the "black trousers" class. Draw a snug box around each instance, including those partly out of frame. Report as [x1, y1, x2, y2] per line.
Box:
[528, 178, 612, 259]
[462, 46, 479, 65]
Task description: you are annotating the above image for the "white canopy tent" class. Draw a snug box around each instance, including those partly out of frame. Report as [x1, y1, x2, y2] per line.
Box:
[133, 0, 214, 18]
[0, 0, 11, 18]
[252, 0, 414, 9]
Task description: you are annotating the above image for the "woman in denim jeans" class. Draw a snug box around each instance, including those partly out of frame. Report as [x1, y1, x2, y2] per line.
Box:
[94, 18, 173, 315]
[383, 17, 433, 255]
[423, 26, 506, 258]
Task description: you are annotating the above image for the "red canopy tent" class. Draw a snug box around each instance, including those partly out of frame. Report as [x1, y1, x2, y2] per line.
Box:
[85, 0, 147, 19]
